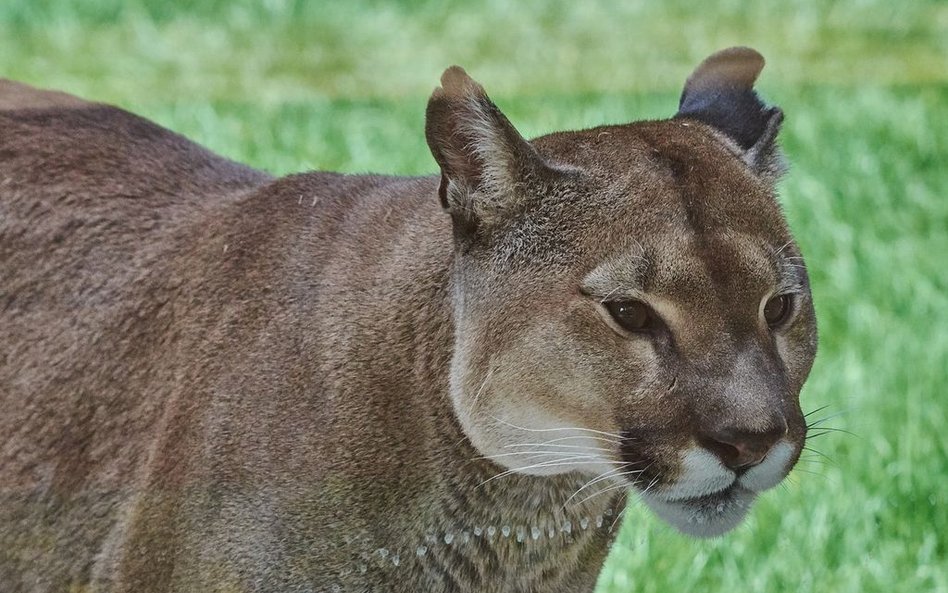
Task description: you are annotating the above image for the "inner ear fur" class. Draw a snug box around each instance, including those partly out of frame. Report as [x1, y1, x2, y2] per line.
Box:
[676, 47, 786, 182]
[425, 66, 550, 232]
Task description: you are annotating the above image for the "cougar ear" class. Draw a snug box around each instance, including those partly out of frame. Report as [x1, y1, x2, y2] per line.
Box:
[425, 66, 547, 234]
[676, 47, 786, 182]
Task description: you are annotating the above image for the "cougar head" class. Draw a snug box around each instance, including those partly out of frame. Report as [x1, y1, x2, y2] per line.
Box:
[425, 47, 817, 537]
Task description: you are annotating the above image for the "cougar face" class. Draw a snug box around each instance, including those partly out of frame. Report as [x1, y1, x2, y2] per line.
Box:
[428, 48, 817, 537]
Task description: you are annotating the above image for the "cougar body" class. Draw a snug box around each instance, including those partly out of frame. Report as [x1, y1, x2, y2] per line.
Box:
[0, 48, 817, 592]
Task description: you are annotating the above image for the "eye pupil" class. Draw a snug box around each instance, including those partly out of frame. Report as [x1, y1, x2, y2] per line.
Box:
[605, 300, 655, 332]
[763, 294, 791, 327]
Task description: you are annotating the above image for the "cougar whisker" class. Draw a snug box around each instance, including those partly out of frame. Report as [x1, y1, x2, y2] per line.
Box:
[489, 415, 624, 440]
[563, 465, 632, 509]
[476, 456, 604, 488]
[504, 442, 613, 453]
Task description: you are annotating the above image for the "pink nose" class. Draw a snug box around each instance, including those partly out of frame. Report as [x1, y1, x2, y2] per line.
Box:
[699, 425, 785, 471]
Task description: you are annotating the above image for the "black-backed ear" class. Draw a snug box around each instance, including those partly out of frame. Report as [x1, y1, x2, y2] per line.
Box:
[425, 66, 547, 234]
[676, 47, 786, 182]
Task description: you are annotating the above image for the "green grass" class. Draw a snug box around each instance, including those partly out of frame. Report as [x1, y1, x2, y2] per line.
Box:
[2, 1, 945, 591]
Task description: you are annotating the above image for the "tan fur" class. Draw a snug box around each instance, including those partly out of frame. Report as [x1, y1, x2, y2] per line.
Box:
[0, 48, 816, 592]
[0, 79, 90, 111]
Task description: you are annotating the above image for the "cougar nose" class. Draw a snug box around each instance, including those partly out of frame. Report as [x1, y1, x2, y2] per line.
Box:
[699, 424, 786, 471]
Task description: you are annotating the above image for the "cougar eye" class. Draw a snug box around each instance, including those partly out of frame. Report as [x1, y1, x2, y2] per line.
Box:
[763, 294, 793, 328]
[604, 300, 661, 333]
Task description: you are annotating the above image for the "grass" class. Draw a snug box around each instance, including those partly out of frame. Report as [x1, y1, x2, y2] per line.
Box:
[2, 1, 945, 591]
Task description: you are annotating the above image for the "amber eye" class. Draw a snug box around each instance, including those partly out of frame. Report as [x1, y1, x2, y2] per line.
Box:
[763, 294, 793, 328]
[604, 300, 661, 333]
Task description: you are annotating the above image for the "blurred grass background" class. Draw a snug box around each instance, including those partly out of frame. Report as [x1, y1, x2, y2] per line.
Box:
[2, 1, 945, 591]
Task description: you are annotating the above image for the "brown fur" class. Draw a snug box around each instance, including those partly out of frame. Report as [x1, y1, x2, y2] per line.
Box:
[0, 48, 816, 592]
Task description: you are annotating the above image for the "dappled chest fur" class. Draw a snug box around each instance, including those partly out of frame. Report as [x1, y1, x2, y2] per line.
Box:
[0, 47, 816, 592]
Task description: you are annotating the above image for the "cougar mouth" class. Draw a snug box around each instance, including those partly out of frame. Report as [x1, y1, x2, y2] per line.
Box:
[641, 483, 757, 538]
[664, 482, 738, 504]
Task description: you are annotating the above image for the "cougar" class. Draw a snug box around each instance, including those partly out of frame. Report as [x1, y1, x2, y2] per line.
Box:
[0, 47, 817, 592]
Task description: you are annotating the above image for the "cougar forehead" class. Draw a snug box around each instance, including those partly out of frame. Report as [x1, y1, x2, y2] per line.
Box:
[535, 120, 791, 248]
[558, 121, 806, 352]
